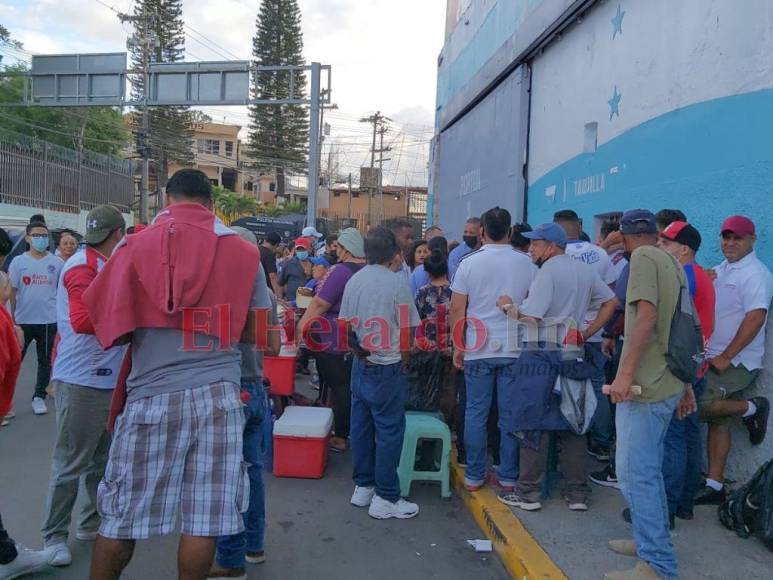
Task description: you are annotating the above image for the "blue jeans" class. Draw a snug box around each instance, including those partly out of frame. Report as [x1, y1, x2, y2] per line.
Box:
[587, 342, 613, 448]
[463, 358, 520, 486]
[616, 393, 681, 580]
[662, 380, 704, 517]
[350, 358, 408, 503]
[216, 381, 267, 569]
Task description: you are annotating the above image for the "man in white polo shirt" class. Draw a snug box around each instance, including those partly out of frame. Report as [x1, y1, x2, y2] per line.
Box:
[8, 220, 64, 415]
[554, 209, 617, 461]
[450, 207, 536, 491]
[41, 206, 127, 567]
[695, 215, 772, 505]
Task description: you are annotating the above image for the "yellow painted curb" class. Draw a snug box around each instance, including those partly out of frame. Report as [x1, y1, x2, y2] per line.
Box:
[451, 460, 567, 579]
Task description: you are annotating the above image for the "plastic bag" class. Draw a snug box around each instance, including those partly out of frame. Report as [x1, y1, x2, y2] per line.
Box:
[405, 351, 449, 412]
[557, 375, 597, 435]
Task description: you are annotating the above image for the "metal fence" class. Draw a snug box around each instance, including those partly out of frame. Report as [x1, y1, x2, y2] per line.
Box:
[0, 128, 133, 214]
[319, 209, 424, 235]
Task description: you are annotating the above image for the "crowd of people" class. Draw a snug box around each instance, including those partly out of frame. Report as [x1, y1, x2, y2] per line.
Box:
[0, 167, 771, 580]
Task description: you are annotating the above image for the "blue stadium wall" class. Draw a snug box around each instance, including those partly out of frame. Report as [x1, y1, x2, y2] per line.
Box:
[433, 0, 773, 479]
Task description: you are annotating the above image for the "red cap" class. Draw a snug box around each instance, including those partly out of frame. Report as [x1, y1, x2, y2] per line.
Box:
[294, 237, 312, 250]
[720, 216, 755, 237]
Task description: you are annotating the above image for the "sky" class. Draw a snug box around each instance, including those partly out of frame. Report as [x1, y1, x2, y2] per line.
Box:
[0, 0, 446, 186]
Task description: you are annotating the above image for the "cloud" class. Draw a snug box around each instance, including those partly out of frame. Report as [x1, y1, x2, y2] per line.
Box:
[4, 0, 445, 185]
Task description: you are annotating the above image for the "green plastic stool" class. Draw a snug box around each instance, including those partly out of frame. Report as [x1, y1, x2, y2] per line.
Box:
[398, 411, 452, 499]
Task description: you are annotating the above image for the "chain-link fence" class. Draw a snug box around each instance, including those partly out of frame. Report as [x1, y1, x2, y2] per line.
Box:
[0, 127, 133, 214]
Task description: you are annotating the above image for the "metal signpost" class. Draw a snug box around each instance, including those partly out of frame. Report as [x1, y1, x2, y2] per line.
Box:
[2, 52, 330, 225]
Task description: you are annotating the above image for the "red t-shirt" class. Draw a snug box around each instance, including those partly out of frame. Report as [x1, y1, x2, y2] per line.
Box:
[684, 262, 715, 345]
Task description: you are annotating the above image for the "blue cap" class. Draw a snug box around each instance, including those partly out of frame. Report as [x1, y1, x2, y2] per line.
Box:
[310, 256, 331, 267]
[522, 223, 568, 248]
[621, 209, 657, 234]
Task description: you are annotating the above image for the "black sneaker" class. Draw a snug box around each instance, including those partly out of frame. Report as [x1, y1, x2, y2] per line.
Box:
[589, 465, 619, 489]
[675, 508, 693, 520]
[694, 485, 727, 506]
[622, 507, 674, 530]
[587, 444, 611, 462]
[743, 397, 769, 445]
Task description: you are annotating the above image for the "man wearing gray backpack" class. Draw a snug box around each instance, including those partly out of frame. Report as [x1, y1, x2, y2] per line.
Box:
[605, 210, 689, 580]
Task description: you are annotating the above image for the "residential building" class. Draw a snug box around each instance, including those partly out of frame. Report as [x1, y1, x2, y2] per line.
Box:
[168, 121, 242, 192]
[432, 0, 773, 480]
[321, 185, 427, 233]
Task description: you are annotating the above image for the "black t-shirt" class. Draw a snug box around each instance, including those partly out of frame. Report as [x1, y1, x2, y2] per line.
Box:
[259, 245, 277, 289]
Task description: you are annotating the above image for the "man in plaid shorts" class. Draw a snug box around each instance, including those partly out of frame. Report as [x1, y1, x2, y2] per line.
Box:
[84, 169, 268, 580]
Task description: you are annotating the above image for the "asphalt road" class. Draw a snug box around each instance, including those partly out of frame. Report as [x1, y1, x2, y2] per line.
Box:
[0, 352, 508, 580]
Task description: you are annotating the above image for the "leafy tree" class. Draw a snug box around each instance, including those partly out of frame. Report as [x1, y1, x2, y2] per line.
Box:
[214, 185, 257, 224]
[0, 27, 130, 156]
[258, 201, 305, 217]
[247, 0, 309, 197]
[126, 0, 194, 189]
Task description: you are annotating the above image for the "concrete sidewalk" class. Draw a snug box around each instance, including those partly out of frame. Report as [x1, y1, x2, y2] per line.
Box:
[507, 461, 772, 579]
[0, 354, 508, 580]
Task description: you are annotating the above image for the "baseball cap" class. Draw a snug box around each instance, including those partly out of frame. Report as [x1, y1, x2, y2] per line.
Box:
[302, 226, 323, 238]
[337, 227, 365, 258]
[85, 205, 125, 245]
[522, 222, 568, 249]
[661, 221, 702, 252]
[721, 215, 755, 237]
[310, 256, 331, 267]
[620, 209, 657, 235]
[294, 237, 312, 250]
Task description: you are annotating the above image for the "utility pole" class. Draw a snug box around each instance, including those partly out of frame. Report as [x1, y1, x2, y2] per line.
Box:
[359, 111, 390, 228]
[376, 124, 391, 223]
[306, 62, 322, 228]
[347, 172, 352, 220]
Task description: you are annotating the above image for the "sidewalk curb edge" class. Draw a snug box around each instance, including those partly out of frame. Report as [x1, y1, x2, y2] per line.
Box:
[451, 460, 568, 579]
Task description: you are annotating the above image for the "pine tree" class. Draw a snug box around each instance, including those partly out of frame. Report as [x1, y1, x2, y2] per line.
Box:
[126, 0, 193, 189]
[247, 0, 309, 198]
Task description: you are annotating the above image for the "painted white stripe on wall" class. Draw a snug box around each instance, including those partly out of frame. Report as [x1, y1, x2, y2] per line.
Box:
[528, 0, 773, 183]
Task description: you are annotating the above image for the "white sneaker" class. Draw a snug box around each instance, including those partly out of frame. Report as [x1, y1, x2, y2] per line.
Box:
[75, 529, 98, 541]
[4, 410, 14, 419]
[0, 544, 53, 580]
[367, 495, 419, 520]
[44, 542, 72, 567]
[31, 397, 47, 415]
[350, 486, 376, 507]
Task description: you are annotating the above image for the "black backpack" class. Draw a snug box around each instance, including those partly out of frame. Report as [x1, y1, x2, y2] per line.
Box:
[666, 279, 704, 383]
[718, 459, 773, 550]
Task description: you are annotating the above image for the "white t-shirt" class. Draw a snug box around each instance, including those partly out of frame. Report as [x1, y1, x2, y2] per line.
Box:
[450, 243, 536, 360]
[52, 248, 127, 389]
[564, 241, 615, 342]
[519, 254, 615, 346]
[707, 252, 773, 370]
[8, 252, 64, 324]
[607, 249, 629, 286]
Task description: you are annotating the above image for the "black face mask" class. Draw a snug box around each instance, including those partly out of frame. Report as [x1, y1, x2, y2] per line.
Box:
[328, 250, 338, 260]
[463, 235, 479, 249]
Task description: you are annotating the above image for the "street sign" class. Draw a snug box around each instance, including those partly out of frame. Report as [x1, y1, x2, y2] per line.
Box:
[148, 61, 250, 106]
[30, 52, 127, 106]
